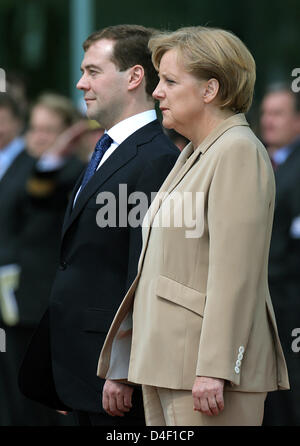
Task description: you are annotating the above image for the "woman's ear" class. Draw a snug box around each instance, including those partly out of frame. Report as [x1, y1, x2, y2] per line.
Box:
[128, 65, 145, 91]
[203, 78, 219, 104]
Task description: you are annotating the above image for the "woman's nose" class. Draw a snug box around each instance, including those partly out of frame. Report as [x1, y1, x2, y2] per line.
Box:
[152, 81, 164, 100]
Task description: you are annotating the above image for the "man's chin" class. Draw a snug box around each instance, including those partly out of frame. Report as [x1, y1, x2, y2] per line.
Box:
[86, 108, 98, 121]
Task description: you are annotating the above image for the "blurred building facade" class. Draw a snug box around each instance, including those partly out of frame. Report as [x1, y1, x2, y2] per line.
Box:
[0, 0, 300, 106]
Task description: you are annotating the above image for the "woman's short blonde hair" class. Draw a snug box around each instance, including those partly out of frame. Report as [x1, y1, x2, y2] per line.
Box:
[149, 26, 256, 113]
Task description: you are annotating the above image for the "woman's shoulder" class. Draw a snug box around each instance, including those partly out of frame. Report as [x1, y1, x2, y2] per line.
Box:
[212, 124, 269, 162]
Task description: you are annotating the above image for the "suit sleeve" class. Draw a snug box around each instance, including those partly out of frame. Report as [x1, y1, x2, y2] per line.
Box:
[125, 152, 179, 292]
[195, 139, 275, 386]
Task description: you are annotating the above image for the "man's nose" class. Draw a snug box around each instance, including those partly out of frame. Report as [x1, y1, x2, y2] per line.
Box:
[77, 74, 89, 90]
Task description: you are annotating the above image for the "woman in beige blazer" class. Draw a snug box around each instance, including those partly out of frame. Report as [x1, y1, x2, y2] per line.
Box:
[97, 26, 289, 426]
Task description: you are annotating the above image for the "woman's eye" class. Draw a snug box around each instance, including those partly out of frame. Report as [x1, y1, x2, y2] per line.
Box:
[166, 79, 175, 84]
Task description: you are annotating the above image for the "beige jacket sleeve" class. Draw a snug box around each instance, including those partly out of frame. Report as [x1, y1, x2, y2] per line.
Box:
[196, 138, 274, 385]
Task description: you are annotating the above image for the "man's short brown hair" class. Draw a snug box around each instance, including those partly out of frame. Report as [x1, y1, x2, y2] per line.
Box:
[83, 24, 158, 98]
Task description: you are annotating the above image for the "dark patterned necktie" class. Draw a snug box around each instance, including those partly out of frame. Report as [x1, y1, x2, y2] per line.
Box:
[80, 133, 113, 190]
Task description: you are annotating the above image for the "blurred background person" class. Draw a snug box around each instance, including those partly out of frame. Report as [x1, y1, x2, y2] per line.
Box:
[0, 92, 92, 425]
[6, 72, 29, 124]
[16, 93, 87, 335]
[260, 83, 300, 426]
[0, 91, 32, 426]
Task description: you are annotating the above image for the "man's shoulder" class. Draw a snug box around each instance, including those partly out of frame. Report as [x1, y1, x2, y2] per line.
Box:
[135, 120, 180, 159]
[278, 141, 300, 174]
[1, 149, 34, 183]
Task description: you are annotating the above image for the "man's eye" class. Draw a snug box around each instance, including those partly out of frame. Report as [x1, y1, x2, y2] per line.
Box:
[166, 79, 175, 84]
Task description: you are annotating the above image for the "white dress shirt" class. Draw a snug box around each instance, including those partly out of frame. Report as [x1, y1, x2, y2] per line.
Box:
[73, 109, 157, 205]
[100, 109, 157, 168]
[0, 137, 25, 181]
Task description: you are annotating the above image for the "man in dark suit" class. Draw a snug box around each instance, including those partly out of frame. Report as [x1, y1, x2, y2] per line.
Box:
[0, 93, 29, 426]
[19, 25, 179, 426]
[260, 84, 300, 426]
[0, 92, 85, 426]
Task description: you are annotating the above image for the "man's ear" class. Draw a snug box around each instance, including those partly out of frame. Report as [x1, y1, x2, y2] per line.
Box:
[128, 65, 145, 91]
[203, 78, 219, 104]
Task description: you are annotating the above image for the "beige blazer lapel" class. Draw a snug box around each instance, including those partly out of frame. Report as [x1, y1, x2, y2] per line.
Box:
[139, 114, 249, 269]
[137, 142, 194, 271]
[97, 143, 196, 378]
[165, 113, 249, 197]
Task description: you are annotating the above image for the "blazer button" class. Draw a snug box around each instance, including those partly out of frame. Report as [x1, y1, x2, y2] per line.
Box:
[59, 261, 67, 271]
[234, 366, 240, 374]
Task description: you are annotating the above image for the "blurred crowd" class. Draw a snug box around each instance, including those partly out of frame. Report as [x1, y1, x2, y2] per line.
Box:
[0, 73, 299, 426]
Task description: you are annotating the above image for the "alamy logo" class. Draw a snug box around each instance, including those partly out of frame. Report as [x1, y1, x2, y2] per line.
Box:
[291, 328, 300, 353]
[0, 68, 6, 92]
[95, 185, 205, 238]
[0, 328, 6, 352]
[291, 68, 300, 93]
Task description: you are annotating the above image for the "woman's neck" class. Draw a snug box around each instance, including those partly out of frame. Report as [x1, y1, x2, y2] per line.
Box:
[190, 108, 236, 150]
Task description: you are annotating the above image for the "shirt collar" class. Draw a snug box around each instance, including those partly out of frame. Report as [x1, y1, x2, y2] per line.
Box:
[0, 137, 25, 180]
[0, 137, 25, 157]
[106, 110, 157, 145]
[271, 136, 300, 166]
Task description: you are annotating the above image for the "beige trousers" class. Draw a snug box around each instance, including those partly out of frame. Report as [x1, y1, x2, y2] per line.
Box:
[142, 385, 267, 426]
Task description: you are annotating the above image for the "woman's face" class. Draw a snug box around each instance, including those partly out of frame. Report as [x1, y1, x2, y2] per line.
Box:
[153, 49, 206, 137]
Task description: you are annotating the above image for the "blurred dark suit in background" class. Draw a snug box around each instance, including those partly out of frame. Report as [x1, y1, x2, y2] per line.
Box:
[0, 92, 86, 425]
[260, 84, 300, 426]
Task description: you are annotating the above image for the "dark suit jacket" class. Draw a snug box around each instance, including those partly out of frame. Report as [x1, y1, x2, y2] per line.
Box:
[268, 139, 300, 290]
[19, 120, 179, 413]
[0, 150, 34, 268]
[267, 140, 300, 350]
[263, 140, 300, 425]
[0, 148, 85, 326]
[15, 156, 85, 325]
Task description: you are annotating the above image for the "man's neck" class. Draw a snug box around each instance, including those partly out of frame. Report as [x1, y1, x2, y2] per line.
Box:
[106, 102, 154, 131]
[106, 109, 157, 146]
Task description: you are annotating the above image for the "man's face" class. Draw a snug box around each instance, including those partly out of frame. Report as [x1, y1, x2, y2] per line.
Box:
[0, 107, 21, 149]
[260, 91, 300, 148]
[77, 39, 129, 129]
[26, 105, 66, 156]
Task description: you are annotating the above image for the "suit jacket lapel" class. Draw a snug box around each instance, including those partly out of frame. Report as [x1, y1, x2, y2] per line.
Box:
[61, 119, 163, 240]
[61, 169, 85, 237]
[136, 142, 194, 273]
[0, 150, 29, 186]
[143, 142, 194, 229]
[137, 113, 250, 274]
[165, 113, 249, 198]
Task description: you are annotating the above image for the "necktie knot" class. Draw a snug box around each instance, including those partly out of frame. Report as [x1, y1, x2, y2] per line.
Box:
[80, 133, 113, 191]
[95, 133, 113, 153]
